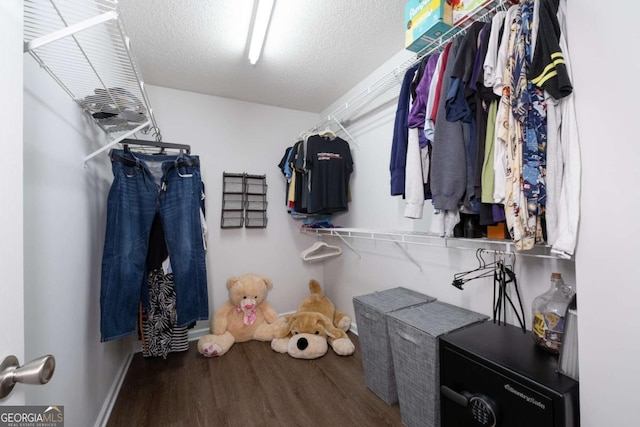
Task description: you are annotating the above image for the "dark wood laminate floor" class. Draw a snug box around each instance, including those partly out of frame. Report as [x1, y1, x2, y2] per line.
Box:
[107, 333, 403, 427]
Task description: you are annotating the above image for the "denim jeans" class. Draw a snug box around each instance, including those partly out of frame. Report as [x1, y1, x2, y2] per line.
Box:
[101, 149, 208, 341]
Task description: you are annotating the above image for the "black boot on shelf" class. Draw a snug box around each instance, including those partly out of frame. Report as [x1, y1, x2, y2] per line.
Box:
[463, 214, 486, 238]
[453, 217, 465, 238]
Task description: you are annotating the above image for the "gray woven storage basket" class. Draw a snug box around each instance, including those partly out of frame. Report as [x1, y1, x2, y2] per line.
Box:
[387, 301, 488, 427]
[353, 287, 435, 405]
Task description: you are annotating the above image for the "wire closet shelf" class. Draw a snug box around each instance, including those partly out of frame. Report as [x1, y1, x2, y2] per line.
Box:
[300, 228, 564, 261]
[24, 0, 161, 164]
[309, 0, 509, 139]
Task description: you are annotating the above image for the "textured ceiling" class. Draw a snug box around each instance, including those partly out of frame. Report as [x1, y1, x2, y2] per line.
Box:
[117, 0, 407, 113]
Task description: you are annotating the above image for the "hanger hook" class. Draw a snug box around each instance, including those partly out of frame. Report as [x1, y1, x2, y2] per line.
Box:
[475, 248, 483, 268]
[152, 127, 163, 143]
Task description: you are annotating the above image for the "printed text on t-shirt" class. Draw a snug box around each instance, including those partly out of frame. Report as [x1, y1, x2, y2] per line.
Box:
[317, 152, 343, 160]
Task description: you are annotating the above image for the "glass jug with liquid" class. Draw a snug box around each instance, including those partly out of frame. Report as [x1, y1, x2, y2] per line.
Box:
[532, 272, 575, 354]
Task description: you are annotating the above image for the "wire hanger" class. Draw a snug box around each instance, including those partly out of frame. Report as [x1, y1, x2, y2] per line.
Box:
[452, 249, 501, 289]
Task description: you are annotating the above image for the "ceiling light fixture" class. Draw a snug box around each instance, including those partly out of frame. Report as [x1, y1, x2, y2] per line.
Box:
[248, 0, 276, 65]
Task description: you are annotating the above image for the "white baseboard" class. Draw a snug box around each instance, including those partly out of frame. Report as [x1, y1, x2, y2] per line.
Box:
[278, 310, 297, 317]
[93, 352, 134, 427]
[350, 321, 358, 335]
[186, 313, 356, 339]
[188, 326, 210, 342]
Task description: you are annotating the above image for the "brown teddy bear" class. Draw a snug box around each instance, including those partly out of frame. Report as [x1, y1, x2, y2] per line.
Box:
[197, 273, 280, 357]
[271, 279, 355, 359]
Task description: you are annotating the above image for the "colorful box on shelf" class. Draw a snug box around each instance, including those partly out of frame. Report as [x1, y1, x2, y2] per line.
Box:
[405, 0, 453, 53]
[452, 0, 493, 25]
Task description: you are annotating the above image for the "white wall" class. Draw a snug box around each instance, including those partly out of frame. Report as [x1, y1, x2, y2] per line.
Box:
[144, 85, 326, 324]
[0, 0, 25, 406]
[569, 1, 640, 426]
[23, 59, 132, 425]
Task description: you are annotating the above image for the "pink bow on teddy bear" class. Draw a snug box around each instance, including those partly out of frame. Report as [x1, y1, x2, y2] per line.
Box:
[237, 304, 257, 325]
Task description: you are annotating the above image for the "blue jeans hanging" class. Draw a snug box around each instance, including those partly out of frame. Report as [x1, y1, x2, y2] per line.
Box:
[100, 149, 208, 341]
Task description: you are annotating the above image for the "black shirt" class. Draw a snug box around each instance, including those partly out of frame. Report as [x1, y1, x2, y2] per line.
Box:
[305, 135, 353, 214]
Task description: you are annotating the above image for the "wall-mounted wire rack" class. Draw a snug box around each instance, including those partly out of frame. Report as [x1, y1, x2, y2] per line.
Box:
[221, 173, 268, 229]
[24, 0, 160, 164]
[309, 0, 510, 144]
[300, 227, 570, 272]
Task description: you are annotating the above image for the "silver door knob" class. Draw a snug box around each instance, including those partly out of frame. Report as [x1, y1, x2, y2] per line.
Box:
[0, 355, 55, 399]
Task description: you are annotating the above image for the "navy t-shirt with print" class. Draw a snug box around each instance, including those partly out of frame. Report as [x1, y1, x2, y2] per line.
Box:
[305, 135, 353, 214]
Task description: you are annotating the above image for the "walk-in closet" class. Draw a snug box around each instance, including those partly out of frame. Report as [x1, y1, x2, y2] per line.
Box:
[2, 0, 638, 426]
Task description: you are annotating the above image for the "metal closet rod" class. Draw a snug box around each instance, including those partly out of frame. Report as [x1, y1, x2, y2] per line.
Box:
[308, 0, 508, 135]
[121, 138, 191, 154]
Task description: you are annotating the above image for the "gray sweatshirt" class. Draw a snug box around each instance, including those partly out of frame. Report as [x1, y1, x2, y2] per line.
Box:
[430, 37, 466, 211]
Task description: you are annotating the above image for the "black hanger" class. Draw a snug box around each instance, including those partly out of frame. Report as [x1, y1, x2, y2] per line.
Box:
[121, 138, 191, 155]
[492, 262, 526, 333]
[452, 249, 502, 289]
[452, 249, 526, 333]
[505, 266, 526, 332]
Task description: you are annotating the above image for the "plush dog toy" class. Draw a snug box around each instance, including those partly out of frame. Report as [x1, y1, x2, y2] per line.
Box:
[271, 279, 355, 359]
[197, 273, 280, 357]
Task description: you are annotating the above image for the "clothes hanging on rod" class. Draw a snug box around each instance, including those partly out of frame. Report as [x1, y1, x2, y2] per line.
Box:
[278, 146, 296, 216]
[306, 134, 353, 214]
[100, 148, 208, 342]
[390, 62, 422, 199]
[538, 0, 580, 259]
[390, 0, 579, 258]
[139, 215, 190, 358]
[138, 203, 209, 357]
[278, 132, 353, 221]
[286, 138, 311, 215]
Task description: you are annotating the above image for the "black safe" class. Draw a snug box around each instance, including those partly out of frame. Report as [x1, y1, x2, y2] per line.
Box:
[439, 322, 579, 427]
